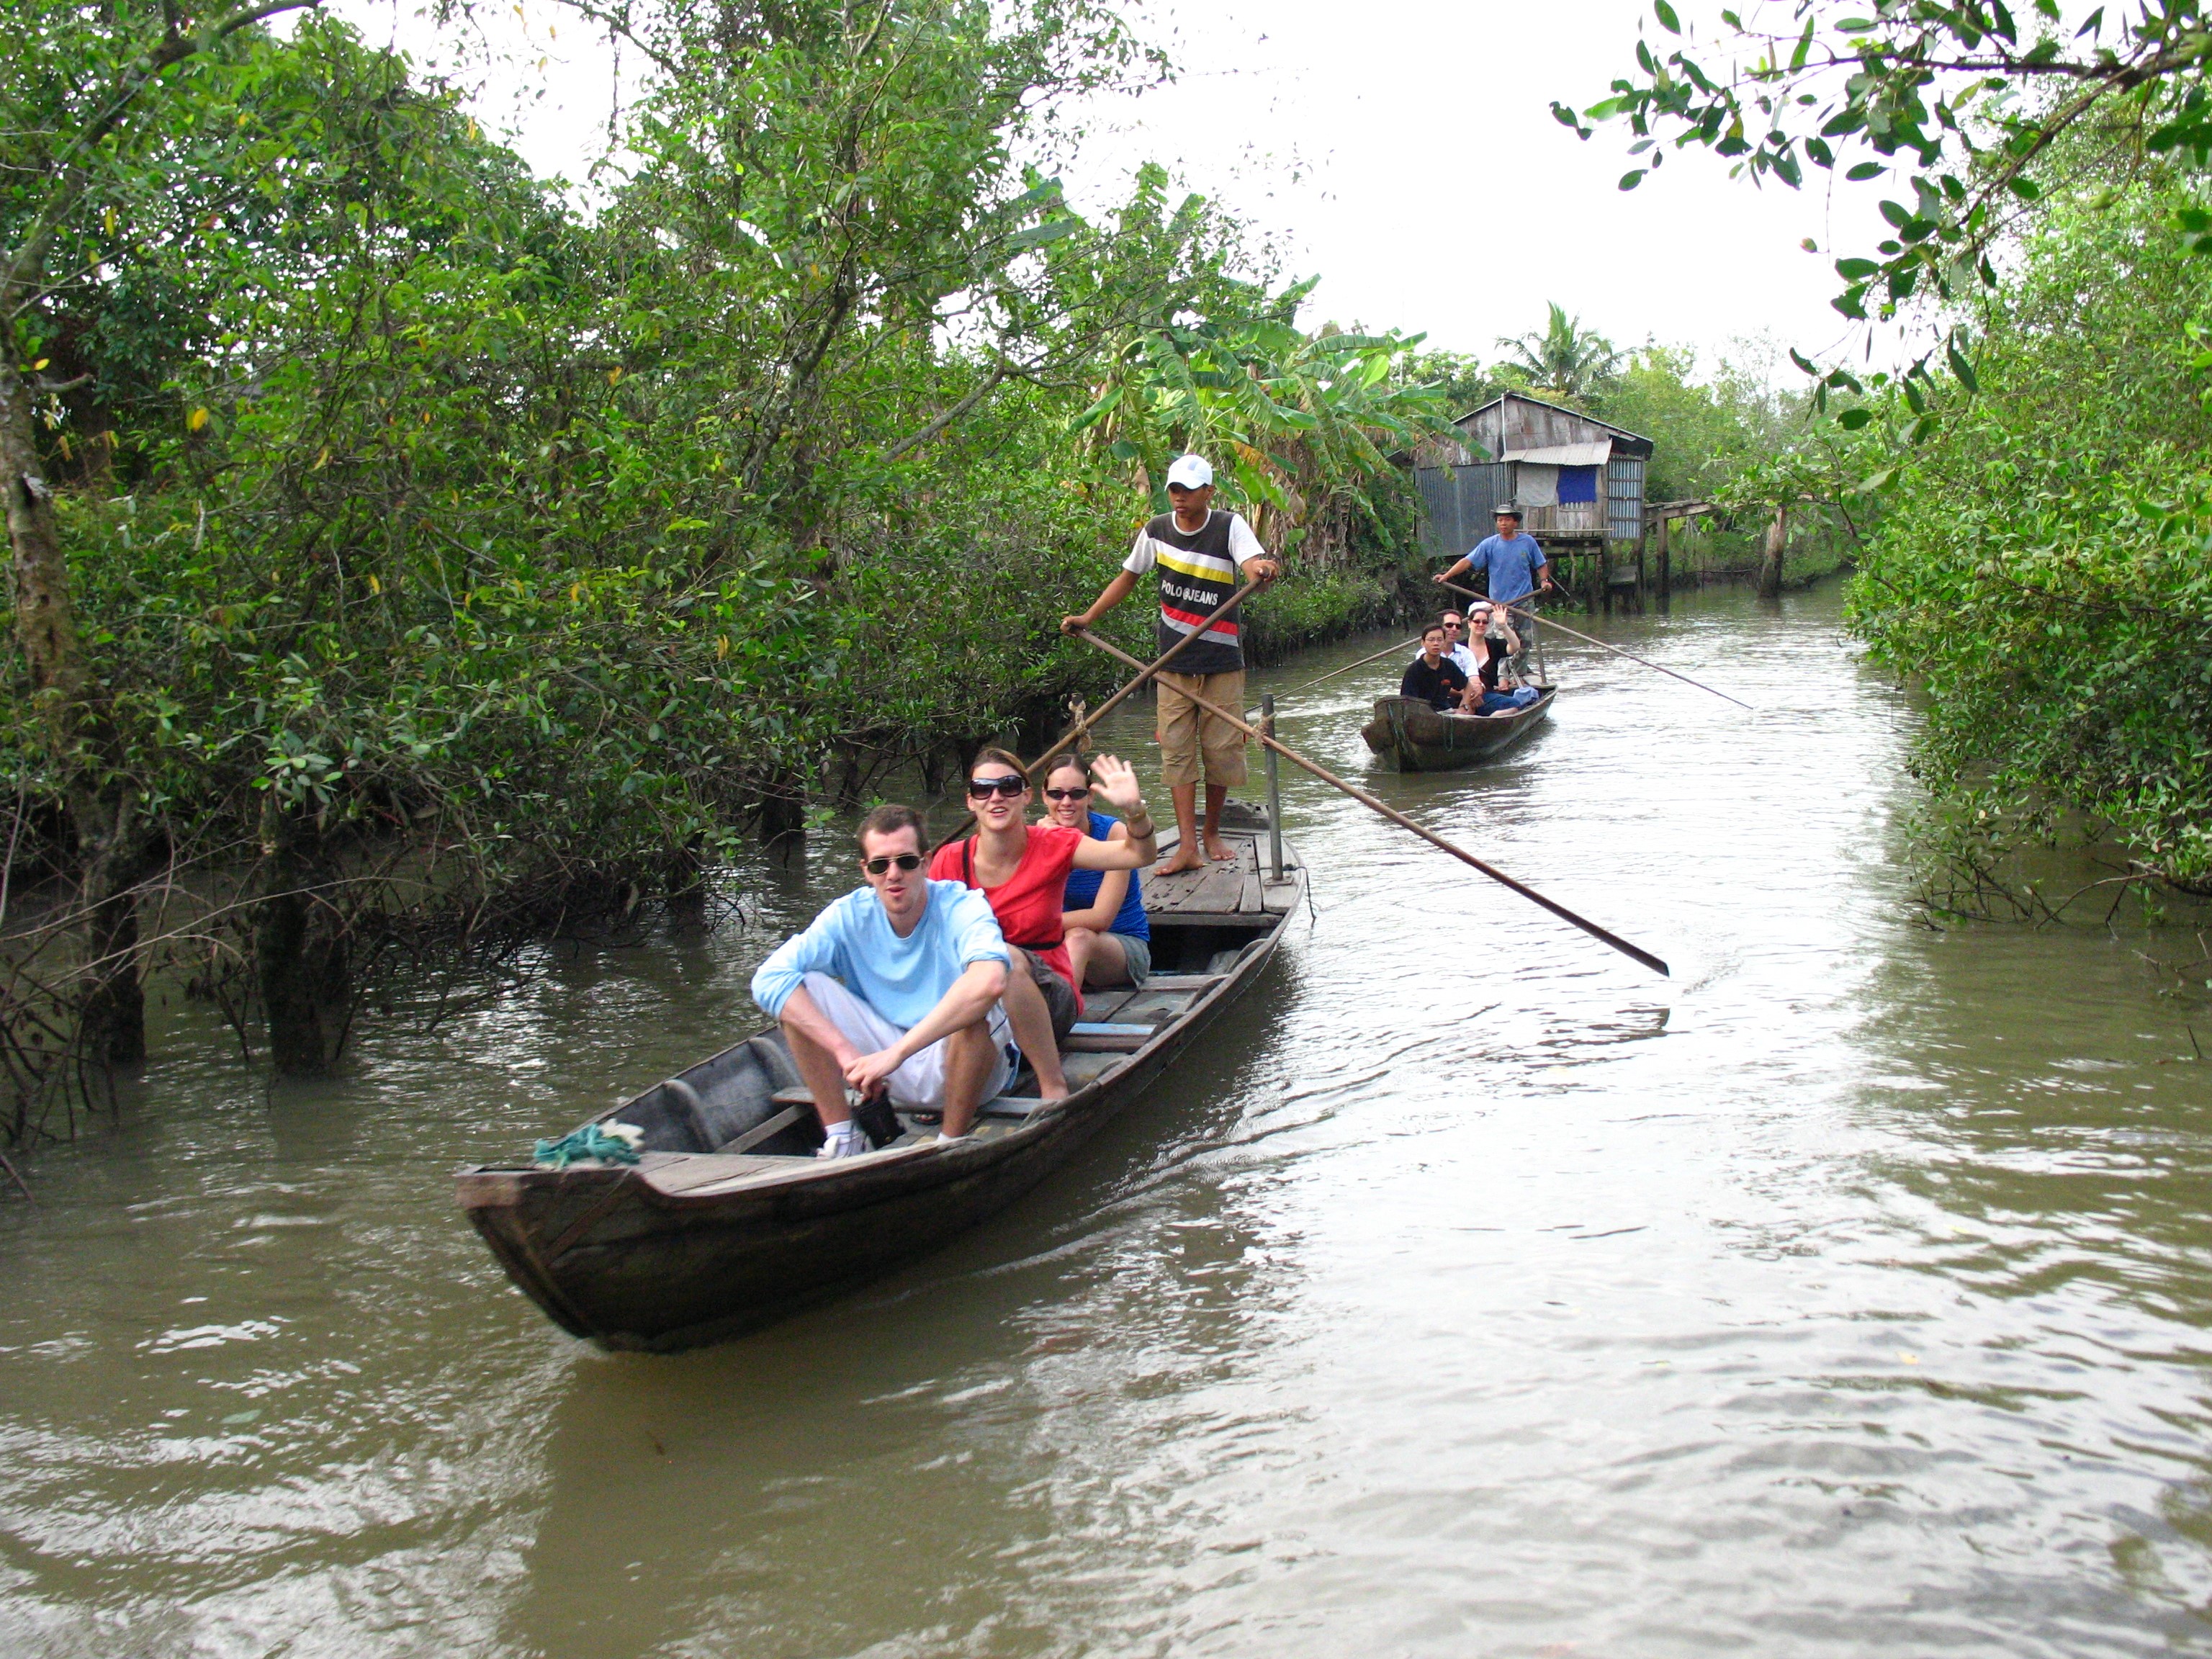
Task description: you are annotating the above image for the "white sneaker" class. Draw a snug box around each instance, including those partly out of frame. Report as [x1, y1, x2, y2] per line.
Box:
[815, 1125, 869, 1160]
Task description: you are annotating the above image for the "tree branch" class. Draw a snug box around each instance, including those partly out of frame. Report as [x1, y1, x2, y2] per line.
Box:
[875, 361, 1014, 465]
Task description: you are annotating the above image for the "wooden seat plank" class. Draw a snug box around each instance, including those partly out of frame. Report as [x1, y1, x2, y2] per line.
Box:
[1062, 1028, 1150, 1052]
[1135, 974, 1223, 992]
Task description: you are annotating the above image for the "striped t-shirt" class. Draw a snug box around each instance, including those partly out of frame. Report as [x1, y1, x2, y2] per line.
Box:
[1122, 508, 1267, 675]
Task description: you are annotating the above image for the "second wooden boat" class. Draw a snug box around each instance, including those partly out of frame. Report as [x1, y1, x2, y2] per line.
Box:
[456, 819, 1305, 1352]
[1360, 688, 1555, 772]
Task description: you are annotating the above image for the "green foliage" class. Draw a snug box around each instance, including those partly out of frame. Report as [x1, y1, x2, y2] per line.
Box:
[1396, 349, 1504, 415]
[1849, 174, 2212, 890]
[1598, 343, 1807, 501]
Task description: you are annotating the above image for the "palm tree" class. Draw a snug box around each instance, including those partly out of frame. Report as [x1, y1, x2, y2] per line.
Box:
[1496, 302, 1624, 404]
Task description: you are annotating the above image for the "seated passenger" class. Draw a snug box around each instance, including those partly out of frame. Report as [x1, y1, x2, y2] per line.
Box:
[1040, 755, 1153, 990]
[930, 750, 1157, 1100]
[1468, 602, 1521, 691]
[1477, 684, 1542, 714]
[751, 804, 1015, 1157]
[1400, 624, 1470, 712]
[1439, 611, 1480, 682]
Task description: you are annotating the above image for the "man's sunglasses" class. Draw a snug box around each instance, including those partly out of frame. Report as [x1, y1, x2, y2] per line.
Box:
[1043, 786, 1091, 801]
[967, 775, 1028, 799]
[863, 852, 925, 875]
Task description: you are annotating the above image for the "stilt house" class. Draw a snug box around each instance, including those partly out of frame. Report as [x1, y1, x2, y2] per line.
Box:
[1412, 392, 1655, 608]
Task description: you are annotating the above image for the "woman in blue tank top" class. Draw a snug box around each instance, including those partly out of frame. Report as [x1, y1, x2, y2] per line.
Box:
[1042, 756, 1153, 988]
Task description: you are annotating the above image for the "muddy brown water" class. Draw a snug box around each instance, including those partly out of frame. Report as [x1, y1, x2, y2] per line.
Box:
[5, 581, 2212, 1658]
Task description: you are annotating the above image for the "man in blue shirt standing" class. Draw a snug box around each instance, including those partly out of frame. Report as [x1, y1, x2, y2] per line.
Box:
[1434, 503, 1553, 675]
[752, 804, 1015, 1156]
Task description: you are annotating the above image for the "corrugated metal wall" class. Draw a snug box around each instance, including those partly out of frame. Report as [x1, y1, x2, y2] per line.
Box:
[1606, 456, 1645, 543]
[1415, 462, 1513, 559]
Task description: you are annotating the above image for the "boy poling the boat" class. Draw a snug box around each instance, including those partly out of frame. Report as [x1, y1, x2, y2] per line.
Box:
[751, 805, 1020, 1158]
[1061, 453, 1280, 875]
[930, 750, 1157, 1101]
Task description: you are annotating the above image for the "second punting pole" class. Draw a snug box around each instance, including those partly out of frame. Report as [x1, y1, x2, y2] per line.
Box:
[1071, 626, 1671, 977]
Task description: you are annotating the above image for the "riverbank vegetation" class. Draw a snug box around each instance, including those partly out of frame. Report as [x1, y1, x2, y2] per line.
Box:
[1571, 1, 2212, 912]
[0, 0, 1454, 1123]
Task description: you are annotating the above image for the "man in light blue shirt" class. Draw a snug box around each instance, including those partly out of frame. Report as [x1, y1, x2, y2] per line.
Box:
[1434, 503, 1554, 673]
[752, 804, 1015, 1156]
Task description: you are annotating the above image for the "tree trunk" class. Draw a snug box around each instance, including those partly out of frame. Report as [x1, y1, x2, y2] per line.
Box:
[1758, 506, 1788, 600]
[254, 817, 349, 1076]
[78, 795, 149, 1066]
[754, 770, 806, 843]
[4, 356, 148, 1064]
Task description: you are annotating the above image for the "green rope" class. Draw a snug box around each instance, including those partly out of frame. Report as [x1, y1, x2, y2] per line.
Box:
[534, 1121, 644, 1169]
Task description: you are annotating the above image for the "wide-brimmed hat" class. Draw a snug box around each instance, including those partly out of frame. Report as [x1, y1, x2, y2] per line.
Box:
[1492, 501, 1523, 519]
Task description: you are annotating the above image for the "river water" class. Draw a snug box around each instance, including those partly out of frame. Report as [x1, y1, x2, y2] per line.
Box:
[6, 582, 2212, 1658]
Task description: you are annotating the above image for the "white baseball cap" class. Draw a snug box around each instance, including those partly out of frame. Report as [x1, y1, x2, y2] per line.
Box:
[1164, 453, 1213, 490]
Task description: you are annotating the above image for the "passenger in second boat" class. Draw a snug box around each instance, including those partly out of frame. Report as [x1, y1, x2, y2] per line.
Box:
[1400, 624, 1472, 713]
[1041, 755, 1154, 991]
[930, 750, 1158, 1100]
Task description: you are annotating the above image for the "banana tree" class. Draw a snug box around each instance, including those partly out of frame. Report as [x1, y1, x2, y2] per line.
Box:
[1071, 293, 1458, 562]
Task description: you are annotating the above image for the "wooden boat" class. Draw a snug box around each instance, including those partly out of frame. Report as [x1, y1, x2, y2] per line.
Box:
[455, 814, 1305, 1352]
[1359, 688, 1555, 772]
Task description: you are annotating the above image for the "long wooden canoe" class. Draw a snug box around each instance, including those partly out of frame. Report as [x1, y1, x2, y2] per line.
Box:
[1359, 688, 1555, 772]
[455, 821, 1305, 1352]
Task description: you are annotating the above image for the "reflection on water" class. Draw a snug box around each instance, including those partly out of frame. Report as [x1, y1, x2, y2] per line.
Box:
[6, 582, 2212, 1656]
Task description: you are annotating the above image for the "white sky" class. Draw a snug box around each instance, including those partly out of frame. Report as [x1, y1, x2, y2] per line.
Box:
[333, 0, 1900, 378]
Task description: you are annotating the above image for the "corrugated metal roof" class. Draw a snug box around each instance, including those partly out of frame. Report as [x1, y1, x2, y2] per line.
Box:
[1500, 441, 1614, 466]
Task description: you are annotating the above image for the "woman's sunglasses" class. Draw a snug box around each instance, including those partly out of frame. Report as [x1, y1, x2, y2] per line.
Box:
[1043, 786, 1091, 801]
[967, 775, 1028, 799]
[862, 852, 924, 875]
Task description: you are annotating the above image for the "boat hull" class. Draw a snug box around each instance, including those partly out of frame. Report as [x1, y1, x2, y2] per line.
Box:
[1359, 691, 1553, 772]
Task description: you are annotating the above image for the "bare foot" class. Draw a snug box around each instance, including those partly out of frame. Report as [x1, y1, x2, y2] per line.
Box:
[1155, 849, 1205, 876]
[1202, 838, 1238, 863]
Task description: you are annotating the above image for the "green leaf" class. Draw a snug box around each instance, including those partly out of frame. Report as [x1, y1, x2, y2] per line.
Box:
[1654, 0, 1681, 32]
[1946, 340, 1979, 393]
[1846, 162, 1884, 181]
[1619, 169, 1648, 191]
[1004, 218, 1077, 250]
[1837, 408, 1874, 429]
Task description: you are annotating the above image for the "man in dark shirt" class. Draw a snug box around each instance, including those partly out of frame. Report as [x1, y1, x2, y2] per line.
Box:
[1400, 625, 1470, 711]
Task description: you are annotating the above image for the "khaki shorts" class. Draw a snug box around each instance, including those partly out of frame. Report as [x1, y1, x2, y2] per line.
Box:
[1155, 670, 1248, 788]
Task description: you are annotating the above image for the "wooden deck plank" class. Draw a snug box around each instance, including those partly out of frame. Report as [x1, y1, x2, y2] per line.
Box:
[1161, 861, 1247, 914]
[1079, 989, 1140, 1022]
[643, 1154, 791, 1195]
[1236, 868, 1264, 914]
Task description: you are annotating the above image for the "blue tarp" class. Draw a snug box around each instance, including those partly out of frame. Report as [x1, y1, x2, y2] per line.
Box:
[1557, 464, 1599, 505]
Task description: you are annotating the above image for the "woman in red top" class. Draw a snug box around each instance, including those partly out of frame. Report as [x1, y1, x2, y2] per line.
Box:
[930, 748, 1157, 1100]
